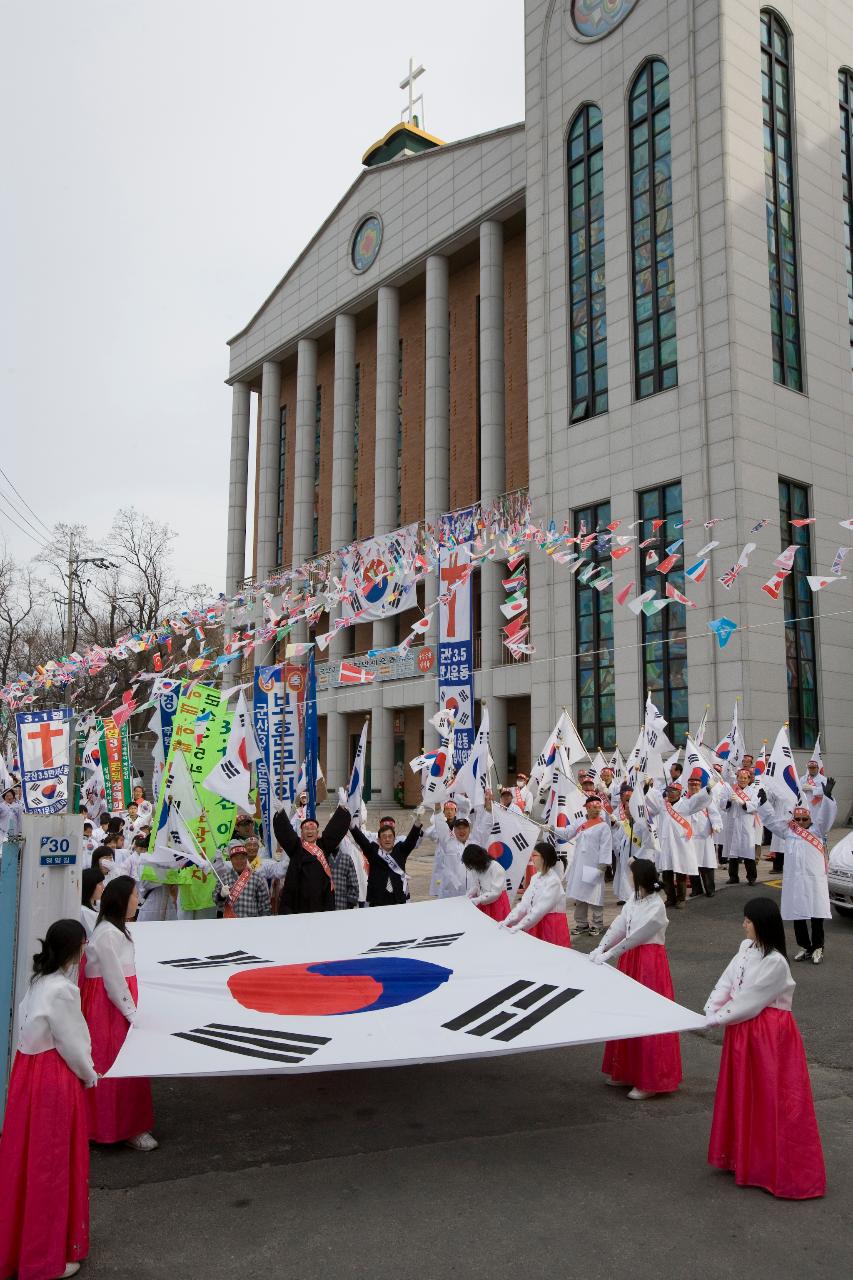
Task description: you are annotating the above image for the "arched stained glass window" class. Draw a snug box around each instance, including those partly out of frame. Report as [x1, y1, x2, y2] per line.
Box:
[567, 104, 608, 421]
[628, 59, 678, 399]
[761, 11, 803, 390]
[839, 68, 853, 382]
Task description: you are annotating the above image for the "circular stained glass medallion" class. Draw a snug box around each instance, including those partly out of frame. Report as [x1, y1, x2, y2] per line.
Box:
[571, 0, 640, 40]
[351, 214, 383, 273]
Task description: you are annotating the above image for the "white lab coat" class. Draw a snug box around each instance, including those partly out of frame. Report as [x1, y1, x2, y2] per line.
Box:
[610, 805, 657, 901]
[759, 794, 837, 921]
[429, 809, 489, 898]
[704, 940, 795, 1025]
[85, 921, 138, 1022]
[690, 799, 723, 869]
[591, 893, 669, 962]
[505, 869, 565, 932]
[466, 860, 506, 906]
[645, 788, 712, 875]
[17, 970, 97, 1086]
[562, 815, 612, 907]
[719, 781, 760, 860]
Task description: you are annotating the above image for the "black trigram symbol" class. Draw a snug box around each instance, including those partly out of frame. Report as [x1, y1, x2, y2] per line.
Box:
[510, 832, 529, 852]
[220, 759, 241, 780]
[442, 980, 581, 1043]
[160, 950, 272, 970]
[173, 1023, 330, 1065]
[363, 932, 464, 955]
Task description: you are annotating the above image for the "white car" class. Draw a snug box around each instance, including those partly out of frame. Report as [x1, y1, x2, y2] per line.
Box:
[828, 831, 853, 920]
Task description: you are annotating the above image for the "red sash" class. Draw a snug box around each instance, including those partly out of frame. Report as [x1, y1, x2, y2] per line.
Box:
[665, 802, 692, 839]
[788, 822, 828, 870]
[224, 866, 252, 919]
[729, 782, 751, 805]
[303, 841, 334, 891]
[597, 792, 613, 815]
[578, 816, 604, 832]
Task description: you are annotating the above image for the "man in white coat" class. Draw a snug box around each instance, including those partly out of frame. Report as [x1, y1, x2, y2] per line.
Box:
[429, 806, 489, 899]
[562, 795, 613, 936]
[720, 767, 761, 885]
[758, 778, 837, 965]
[644, 779, 714, 908]
[684, 772, 723, 898]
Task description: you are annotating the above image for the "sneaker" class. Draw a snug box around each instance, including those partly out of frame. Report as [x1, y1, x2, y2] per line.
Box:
[61, 1266, 81, 1279]
[726, 878, 740, 885]
[627, 1088, 656, 1101]
[606, 1077, 628, 1087]
[587, 926, 601, 938]
[126, 1131, 159, 1152]
[811, 948, 824, 965]
[793, 949, 812, 962]
[574, 924, 590, 934]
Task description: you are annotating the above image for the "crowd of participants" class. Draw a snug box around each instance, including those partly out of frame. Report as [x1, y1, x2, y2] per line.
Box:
[0, 743, 840, 1278]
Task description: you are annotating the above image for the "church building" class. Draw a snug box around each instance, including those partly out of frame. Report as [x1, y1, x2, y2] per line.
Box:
[225, 1, 853, 811]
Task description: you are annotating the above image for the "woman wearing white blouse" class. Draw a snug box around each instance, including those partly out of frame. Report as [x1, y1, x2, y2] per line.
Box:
[81, 875, 157, 1152]
[704, 898, 825, 1199]
[590, 859, 682, 1100]
[0, 918, 96, 1280]
[501, 842, 571, 947]
[462, 844, 511, 921]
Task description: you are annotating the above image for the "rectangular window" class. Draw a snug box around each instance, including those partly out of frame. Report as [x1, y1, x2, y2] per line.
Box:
[275, 405, 287, 567]
[396, 340, 403, 526]
[507, 723, 518, 775]
[352, 363, 361, 539]
[312, 386, 321, 555]
[574, 501, 616, 751]
[568, 104, 608, 421]
[761, 11, 803, 390]
[638, 482, 688, 743]
[778, 478, 818, 747]
[839, 69, 853, 382]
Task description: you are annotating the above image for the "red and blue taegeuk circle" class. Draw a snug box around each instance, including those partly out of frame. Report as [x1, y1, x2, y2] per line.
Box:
[488, 840, 514, 871]
[227, 956, 452, 1017]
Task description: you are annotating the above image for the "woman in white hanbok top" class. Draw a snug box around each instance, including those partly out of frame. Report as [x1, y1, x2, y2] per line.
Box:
[502, 842, 571, 947]
[462, 844, 511, 921]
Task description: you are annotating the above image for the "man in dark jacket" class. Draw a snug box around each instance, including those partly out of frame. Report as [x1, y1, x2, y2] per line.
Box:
[274, 804, 356, 914]
[349, 816, 423, 906]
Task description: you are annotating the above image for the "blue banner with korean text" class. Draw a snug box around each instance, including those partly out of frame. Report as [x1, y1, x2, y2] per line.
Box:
[438, 513, 475, 769]
[253, 664, 301, 855]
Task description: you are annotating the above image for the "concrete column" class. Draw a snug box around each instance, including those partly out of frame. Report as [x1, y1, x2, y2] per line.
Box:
[488, 695, 508, 786]
[478, 221, 507, 678]
[325, 709, 349, 796]
[291, 339, 318, 647]
[330, 315, 357, 661]
[423, 256, 450, 751]
[373, 286, 400, 654]
[225, 381, 251, 595]
[256, 362, 282, 581]
[370, 706, 395, 807]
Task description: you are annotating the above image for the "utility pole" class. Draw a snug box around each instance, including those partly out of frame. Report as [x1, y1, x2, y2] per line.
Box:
[65, 532, 76, 656]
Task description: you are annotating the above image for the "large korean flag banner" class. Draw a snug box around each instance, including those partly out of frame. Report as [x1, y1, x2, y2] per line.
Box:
[16, 707, 72, 814]
[340, 524, 419, 622]
[108, 899, 704, 1079]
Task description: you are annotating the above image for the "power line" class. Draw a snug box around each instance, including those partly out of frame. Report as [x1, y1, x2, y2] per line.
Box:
[0, 486, 52, 546]
[0, 465, 53, 536]
[0, 501, 52, 554]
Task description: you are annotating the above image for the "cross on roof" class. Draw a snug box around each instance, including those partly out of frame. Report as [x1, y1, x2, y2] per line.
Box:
[400, 57, 426, 127]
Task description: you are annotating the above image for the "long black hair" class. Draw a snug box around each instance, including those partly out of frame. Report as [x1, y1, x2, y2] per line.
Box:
[96, 874, 137, 938]
[32, 918, 86, 980]
[631, 858, 659, 898]
[743, 897, 788, 959]
[533, 840, 558, 870]
[461, 844, 490, 873]
[81, 866, 105, 909]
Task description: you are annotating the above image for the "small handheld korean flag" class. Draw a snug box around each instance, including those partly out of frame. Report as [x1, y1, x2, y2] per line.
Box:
[202, 690, 259, 813]
[145, 802, 219, 879]
[644, 695, 674, 755]
[764, 726, 801, 806]
[450, 708, 490, 806]
[346, 720, 369, 818]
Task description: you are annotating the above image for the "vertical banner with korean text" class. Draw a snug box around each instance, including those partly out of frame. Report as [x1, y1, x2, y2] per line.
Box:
[438, 527, 475, 769]
[15, 707, 73, 814]
[150, 684, 235, 861]
[100, 716, 132, 813]
[253, 664, 303, 856]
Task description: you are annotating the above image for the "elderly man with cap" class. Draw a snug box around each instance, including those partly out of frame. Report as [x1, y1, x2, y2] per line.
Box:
[429, 801, 490, 899]
[799, 756, 826, 808]
[274, 801, 356, 914]
[684, 771, 723, 898]
[719, 766, 761, 885]
[512, 773, 533, 814]
[610, 782, 658, 903]
[758, 778, 837, 964]
[644, 777, 714, 908]
[349, 812, 424, 907]
[214, 840, 272, 918]
[562, 793, 613, 935]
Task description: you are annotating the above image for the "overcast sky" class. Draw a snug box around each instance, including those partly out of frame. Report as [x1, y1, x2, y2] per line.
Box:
[2, 0, 524, 596]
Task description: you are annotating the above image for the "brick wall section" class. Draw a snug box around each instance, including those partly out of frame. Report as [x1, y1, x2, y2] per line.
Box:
[449, 259, 479, 509]
[504, 232, 528, 492]
[280, 366, 297, 569]
[316, 346, 335, 555]
[401, 707, 424, 807]
[355, 321, 377, 540]
[400, 292, 426, 525]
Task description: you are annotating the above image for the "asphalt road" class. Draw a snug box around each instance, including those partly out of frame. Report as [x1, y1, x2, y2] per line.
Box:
[89, 865, 853, 1280]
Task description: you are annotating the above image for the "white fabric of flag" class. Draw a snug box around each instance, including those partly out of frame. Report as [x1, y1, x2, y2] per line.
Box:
[644, 695, 674, 755]
[587, 751, 608, 783]
[485, 806, 542, 897]
[105, 901, 705, 1080]
[145, 803, 210, 873]
[764, 726, 801, 806]
[715, 702, 744, 770]
[162, 750, 203, 824]
[346, 721, 369, 818]
[202, 690, 256, 813]
[450, 708, 490, 806]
